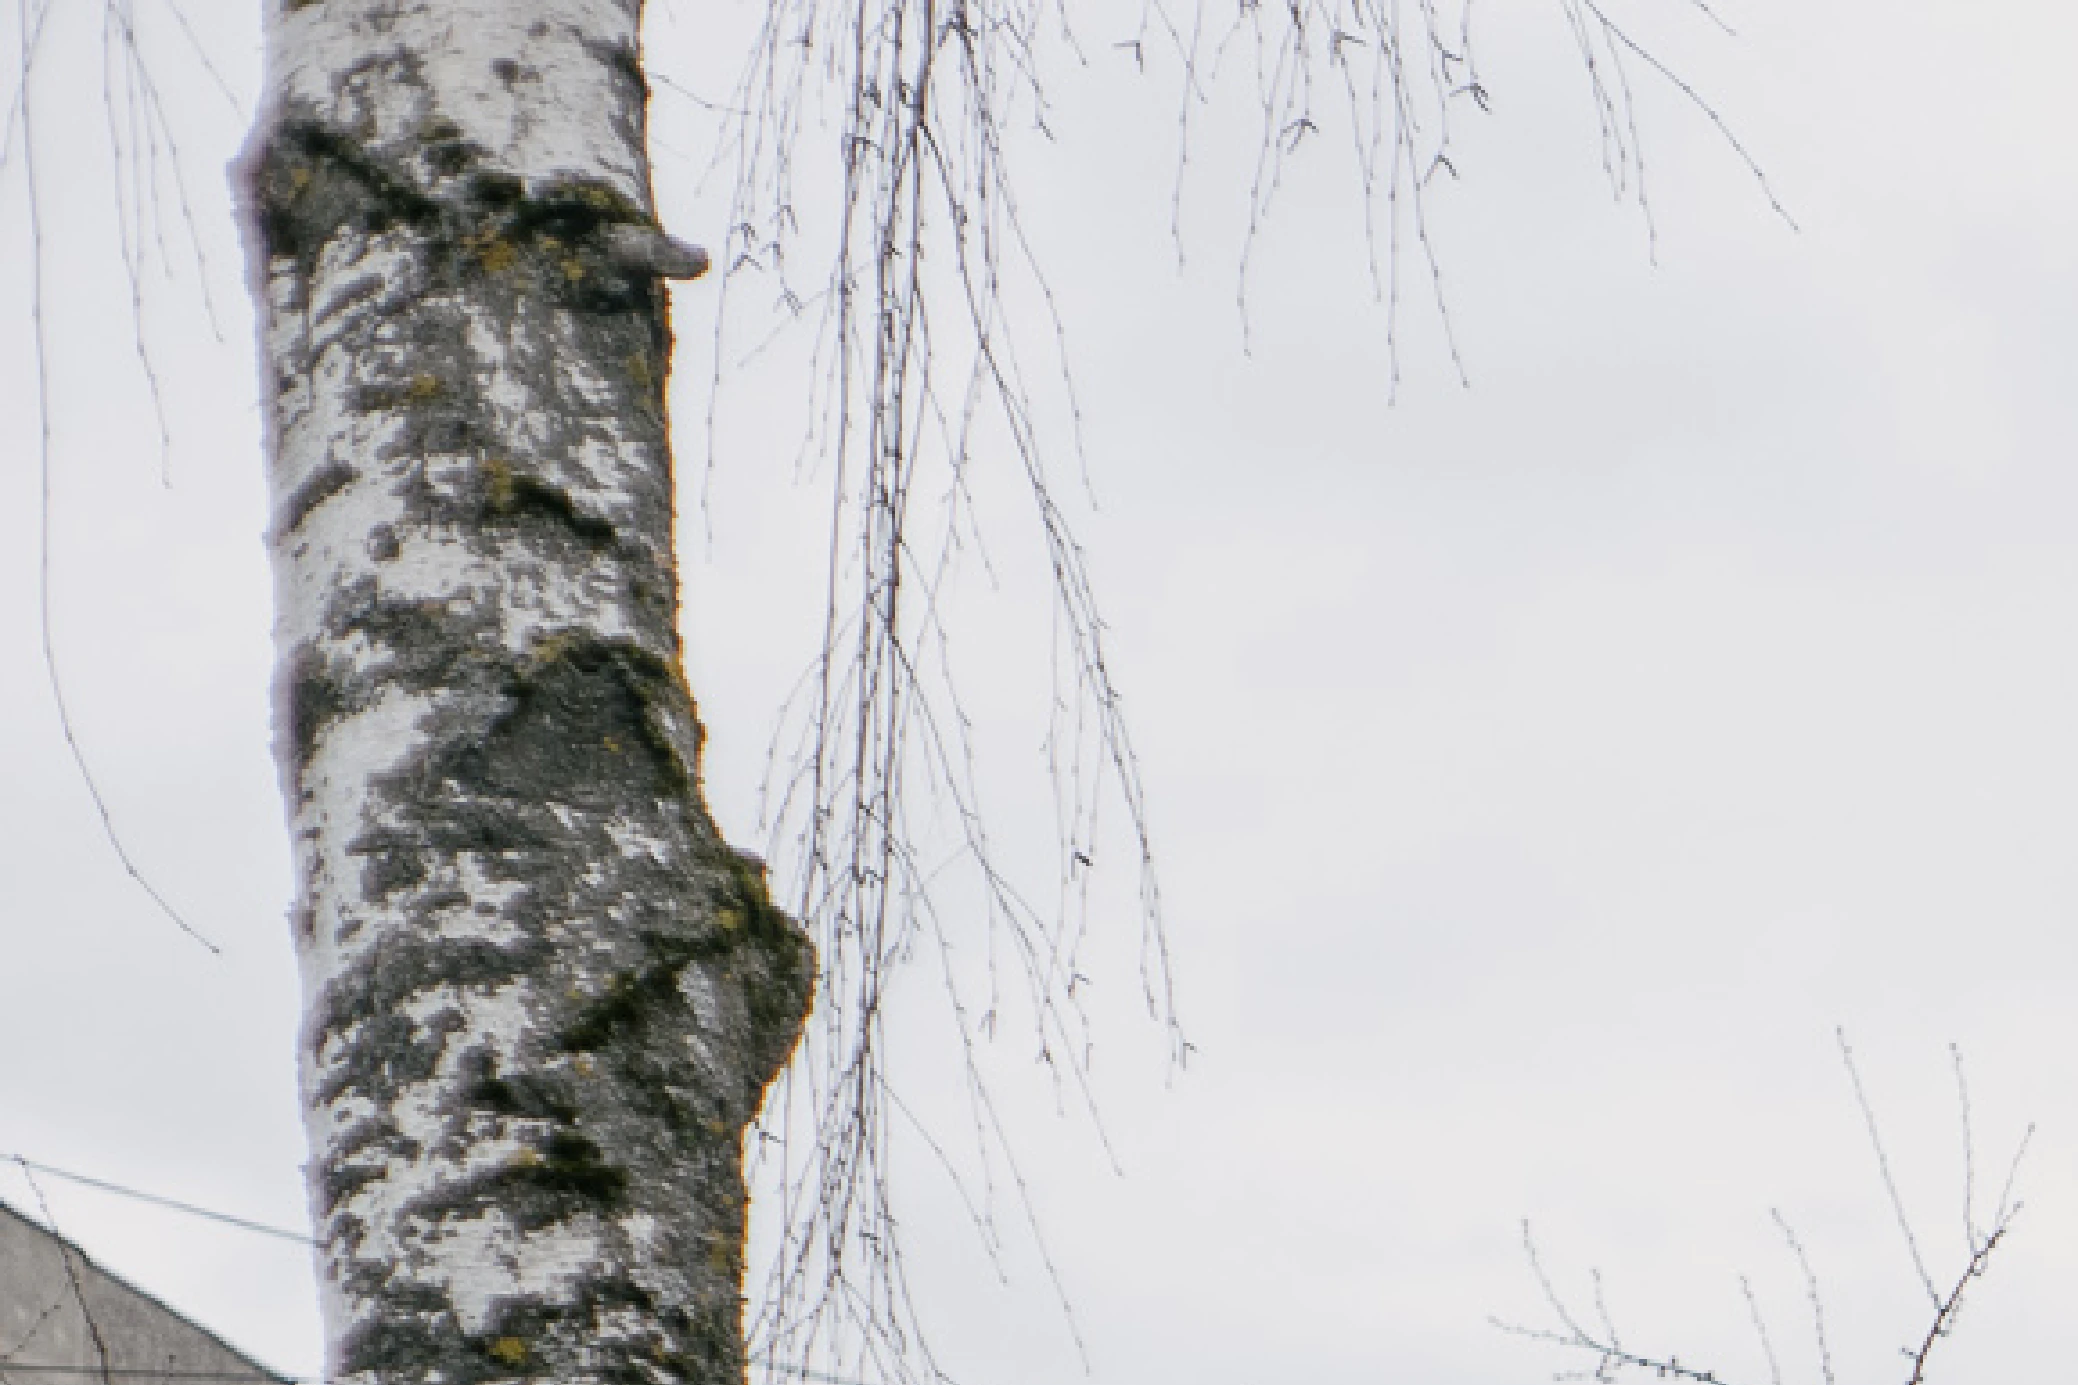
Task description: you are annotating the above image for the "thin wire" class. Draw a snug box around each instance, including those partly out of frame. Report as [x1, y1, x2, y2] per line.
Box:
[4, 1156, 311, 1245]
[2, 1159, 888, 1385]
[2, 1159, 897, 1385]
[16, 0, 219, 956]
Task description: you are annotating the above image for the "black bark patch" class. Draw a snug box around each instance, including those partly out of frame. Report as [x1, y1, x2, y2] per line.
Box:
[401, 1133, 629, 1233]
[503, 179, 644, 243]
[461, 1047, 580, 1122]
[447, 636, 694, 807]
[309, 1007, 449, 1108]
[275, 459, 354, 540]
[552, 851, 813, 1117]
[421, 134, 485, 180]
[333, 594, 500, 699]
[355, 840, 429, 900]
[333, 1113, 406, 1160]
[479, 460, 618, 549]
[309, 936, 550, 1106]
[714, 850, 817, 1099]
[249, 116, 673, 323]
[522, 1130, 628, 1199]
[468, 169, 526, 207]
[249, 118, 439, 270]
[585, 38, 649, 99]
[555, 931, 703, 1055]
[319, 1161, 387, 1215]
[282, 645, 351, 772]
[338, 1310, 479, 1385]
[450, 1279, 716, 1385]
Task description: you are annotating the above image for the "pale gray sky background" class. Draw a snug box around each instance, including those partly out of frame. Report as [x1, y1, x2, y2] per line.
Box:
[3, 2, 2075, 1382]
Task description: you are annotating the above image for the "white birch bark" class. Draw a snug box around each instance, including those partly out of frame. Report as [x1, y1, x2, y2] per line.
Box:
[237, 5, 811, 1382]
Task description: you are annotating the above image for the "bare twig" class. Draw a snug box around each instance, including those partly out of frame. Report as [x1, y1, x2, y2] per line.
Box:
[1737, 1275, 1781, 1385]
[1837, 1028, 1938, 1306]
[1770, 1209, 1835, 1385]
[1903, 1224, 2009, 1385]
[697, 3, 1181, 1377]
[1506, 1043, 2028, 1385]
[7, 0, 226, 954]
[1132, 0, 1788, 382]
[1493, 1223, 1745, 1384]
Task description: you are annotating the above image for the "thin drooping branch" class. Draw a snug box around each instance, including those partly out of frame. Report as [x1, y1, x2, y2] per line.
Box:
[1131, 0, 1791, 380]
[704, 2, 1784, 1378]
[12, 2, 1803, 1383]
[4, 0, 226, 953]
[713, 3, 1173, 1377]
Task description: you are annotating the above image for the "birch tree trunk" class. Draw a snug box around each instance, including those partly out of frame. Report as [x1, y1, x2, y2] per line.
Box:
[238, 5, 813, 1382]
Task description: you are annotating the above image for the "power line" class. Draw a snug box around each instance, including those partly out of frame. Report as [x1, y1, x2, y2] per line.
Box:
[1, 1158, 889, 1385]
[3, 1156, 312, 1247]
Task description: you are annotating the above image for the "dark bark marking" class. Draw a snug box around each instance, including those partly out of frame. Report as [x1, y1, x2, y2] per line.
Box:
[585, 37, 649, 100]
[392, 1131, 630, 1235]
[556, 852, 814, 1115]
[310, 936, 552, 1101]
[479, 460, 618, 549]
[248, 117, 440, 272]
[713, 851, 818, 1103]
[319, 1162, 388, 1217]
[449, 635, 698, 807]
[337, 1275, 731, 1385]
[460, 1047, 581, 1122]
[275, 458, 355, 541]
[282, 640, 359, 773]
[249, 114, 677, 319]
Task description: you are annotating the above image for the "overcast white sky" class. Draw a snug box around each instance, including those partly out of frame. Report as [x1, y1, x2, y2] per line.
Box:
[3, 2, 2076, 1382]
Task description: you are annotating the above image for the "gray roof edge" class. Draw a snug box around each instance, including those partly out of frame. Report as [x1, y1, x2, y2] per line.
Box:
[0, 1195, 303, 1385]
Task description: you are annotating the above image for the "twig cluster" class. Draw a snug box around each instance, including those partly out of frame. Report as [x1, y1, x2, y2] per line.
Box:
[1495, 1038, 2030, 1385]
[1135, 0, 1489, 382]
[1126, 0, 1787, 384]
[692, 1, 1789, 1378]
[708, 3, 1178, 1380]
[3, 0, 231, 952]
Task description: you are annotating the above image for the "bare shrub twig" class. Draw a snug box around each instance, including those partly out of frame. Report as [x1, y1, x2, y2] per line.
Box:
[1497, 1041, 2027, 1385]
